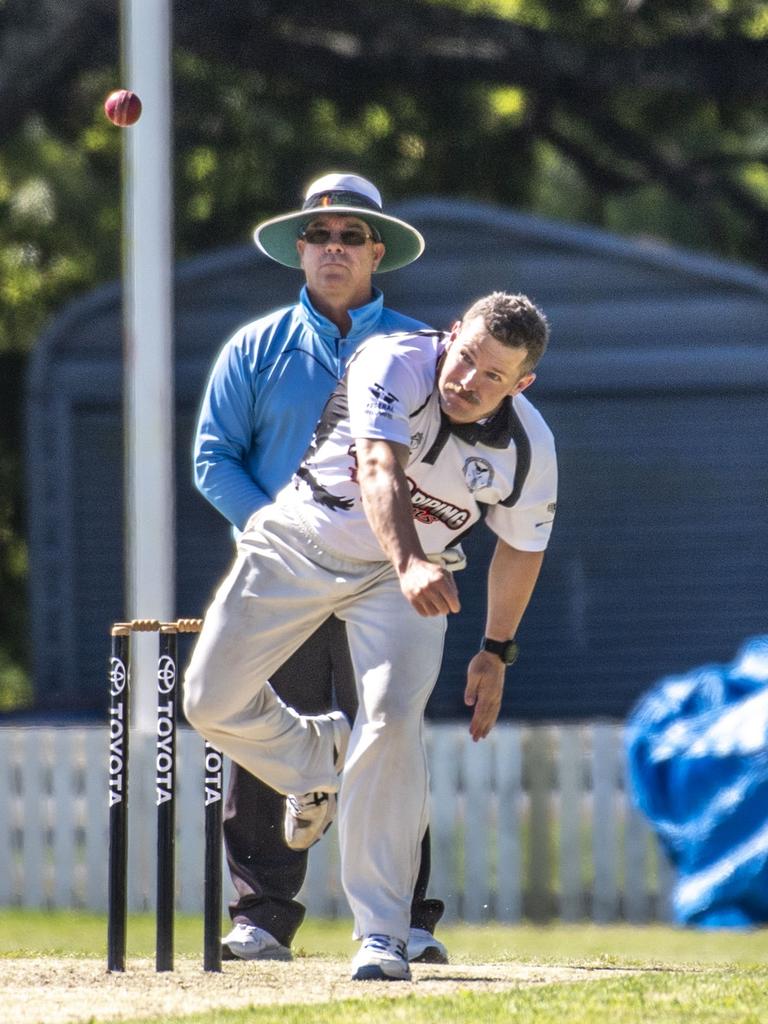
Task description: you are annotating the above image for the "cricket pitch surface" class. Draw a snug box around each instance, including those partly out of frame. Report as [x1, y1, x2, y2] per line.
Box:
[4, 956, 631, 1023]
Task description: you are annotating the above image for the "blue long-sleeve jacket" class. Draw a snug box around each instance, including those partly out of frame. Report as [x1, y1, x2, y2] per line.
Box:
[194, 284, 427, 531]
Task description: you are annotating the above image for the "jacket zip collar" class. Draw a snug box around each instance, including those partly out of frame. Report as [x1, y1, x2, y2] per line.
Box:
[299, 285, 385, 346]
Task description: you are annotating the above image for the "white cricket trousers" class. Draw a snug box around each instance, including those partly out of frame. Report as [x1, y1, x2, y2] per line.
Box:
[183, 503, 447, 943]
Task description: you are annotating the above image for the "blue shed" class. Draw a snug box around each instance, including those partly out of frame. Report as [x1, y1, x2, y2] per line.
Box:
[25, 198, 768, 721]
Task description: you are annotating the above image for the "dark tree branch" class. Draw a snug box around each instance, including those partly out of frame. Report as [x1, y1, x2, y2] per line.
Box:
[553, 98, 768, 258]
[177, 0, 768, 99]
[544, 122, 643, 195]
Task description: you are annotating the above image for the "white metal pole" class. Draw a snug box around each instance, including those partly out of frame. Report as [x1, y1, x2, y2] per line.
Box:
[123, 0, 174, 733]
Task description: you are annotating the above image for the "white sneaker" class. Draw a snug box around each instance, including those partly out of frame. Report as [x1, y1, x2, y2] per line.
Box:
[351, 934, 412, 981]
[406, 926, 449, 964]
[284, 711, 350, 851]
[222, 923, 292, 961]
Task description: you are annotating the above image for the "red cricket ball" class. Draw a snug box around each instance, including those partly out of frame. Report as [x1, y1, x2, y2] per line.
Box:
[104, 89, 142, 127]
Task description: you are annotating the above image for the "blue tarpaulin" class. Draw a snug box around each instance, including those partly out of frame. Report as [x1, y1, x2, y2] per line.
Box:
[625, 635, 768, 927]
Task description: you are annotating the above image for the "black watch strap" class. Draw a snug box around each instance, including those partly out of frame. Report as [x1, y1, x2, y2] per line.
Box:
[481, 636, 520, 666]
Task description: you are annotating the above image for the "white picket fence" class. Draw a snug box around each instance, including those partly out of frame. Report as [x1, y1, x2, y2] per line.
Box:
[0, 722, 673, 922]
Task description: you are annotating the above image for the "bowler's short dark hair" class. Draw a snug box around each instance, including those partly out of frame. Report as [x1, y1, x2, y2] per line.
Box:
[463, 292, 549, 372]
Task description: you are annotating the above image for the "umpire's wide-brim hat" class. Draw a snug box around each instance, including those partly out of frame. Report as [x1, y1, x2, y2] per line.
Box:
[253, 172, 425, 273]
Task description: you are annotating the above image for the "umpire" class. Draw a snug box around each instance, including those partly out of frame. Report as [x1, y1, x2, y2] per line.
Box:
[193, 172, 447, 964]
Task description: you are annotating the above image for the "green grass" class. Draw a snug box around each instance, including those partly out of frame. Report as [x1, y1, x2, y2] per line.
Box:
[2, 910, 768, 965]
[105, 973, 768, 1024]
[2, 911, 768, 1023]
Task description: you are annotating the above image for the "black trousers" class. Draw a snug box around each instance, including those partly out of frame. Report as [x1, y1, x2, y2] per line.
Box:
[223, 615, 443, 948]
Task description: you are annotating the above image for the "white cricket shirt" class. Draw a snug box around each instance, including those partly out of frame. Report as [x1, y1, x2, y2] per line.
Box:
[278, 331, 557, 562]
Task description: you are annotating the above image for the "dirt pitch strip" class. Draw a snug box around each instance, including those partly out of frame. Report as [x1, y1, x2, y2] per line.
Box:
[4, 956, 633, 1023]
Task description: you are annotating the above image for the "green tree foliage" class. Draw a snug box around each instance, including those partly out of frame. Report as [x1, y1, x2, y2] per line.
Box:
[1, 0, 767, 710]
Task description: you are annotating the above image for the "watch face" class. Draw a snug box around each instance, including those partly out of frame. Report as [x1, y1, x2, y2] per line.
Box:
[502, 641, 519, 665]
[483, 638, 519, 665]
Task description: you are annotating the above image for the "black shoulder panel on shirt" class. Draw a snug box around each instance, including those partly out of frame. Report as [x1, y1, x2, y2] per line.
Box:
[499, 402, 532, 508]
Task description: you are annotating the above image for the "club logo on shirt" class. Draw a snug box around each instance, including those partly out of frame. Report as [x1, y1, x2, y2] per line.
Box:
[463, 456, 494, 493]
[365, 382, 398, 419]
[407, 477, 470, 530]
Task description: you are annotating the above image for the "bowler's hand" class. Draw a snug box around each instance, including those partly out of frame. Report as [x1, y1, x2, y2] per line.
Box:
[464, 652, 505, 741]
[399, 558, 461, 617]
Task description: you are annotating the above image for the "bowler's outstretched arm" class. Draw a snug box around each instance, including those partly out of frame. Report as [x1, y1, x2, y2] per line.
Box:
[464, 542, 544, 741]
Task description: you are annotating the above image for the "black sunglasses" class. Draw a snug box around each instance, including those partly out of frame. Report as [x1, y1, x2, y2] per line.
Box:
[299, 225, 380, 246]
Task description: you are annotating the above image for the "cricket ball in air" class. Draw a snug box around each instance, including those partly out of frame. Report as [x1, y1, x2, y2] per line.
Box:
[104, 89, 142, 127]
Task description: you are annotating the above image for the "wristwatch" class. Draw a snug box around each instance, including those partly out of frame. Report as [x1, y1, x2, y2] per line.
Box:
[481, 636, 520, 666]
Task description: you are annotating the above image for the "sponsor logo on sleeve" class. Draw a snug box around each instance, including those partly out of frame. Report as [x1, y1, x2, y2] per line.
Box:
[536, 501, 557, 528]
[365, 382, 398, 419]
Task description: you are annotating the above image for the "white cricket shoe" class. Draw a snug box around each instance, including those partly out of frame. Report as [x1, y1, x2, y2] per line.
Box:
[407, 926, 449, 964]
[222, 923, 292, 961]
[351, 934, 412, 981]
[284, 711, 350, 851]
